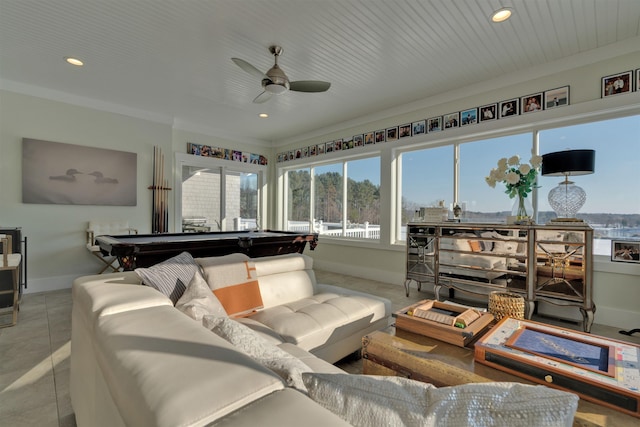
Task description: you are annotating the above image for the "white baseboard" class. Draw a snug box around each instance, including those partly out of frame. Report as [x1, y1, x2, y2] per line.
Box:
[23, 274, 74, 294]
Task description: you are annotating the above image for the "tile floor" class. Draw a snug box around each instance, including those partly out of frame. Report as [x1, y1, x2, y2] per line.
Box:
[1, 270, 639, 426]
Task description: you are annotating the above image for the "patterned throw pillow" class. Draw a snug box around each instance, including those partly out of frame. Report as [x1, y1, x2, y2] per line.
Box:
[302, 373, 578, 427]
[197, 253, 263, 317]
[135, 251, 199, 304]
[175, 270, 228, 321]
[203, 315, 311, 392]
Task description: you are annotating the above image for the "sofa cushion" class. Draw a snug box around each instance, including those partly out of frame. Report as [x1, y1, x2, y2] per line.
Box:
[197, 253, 264, 316]
[175, 270, 228, 321]
[135, 251, 199, 304]
[203, 315, 311, 392]
[94, 305, 284, 427]
[252, 253, 317, 308]
[249, 292, 388, 352]
[302, 373, 579, 427]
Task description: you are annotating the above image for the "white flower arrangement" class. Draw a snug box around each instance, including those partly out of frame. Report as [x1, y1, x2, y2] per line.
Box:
[485, 153, 543, 199]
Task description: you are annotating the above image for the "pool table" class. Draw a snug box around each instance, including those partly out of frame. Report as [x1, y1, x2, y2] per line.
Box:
[95, 230, 318, 270]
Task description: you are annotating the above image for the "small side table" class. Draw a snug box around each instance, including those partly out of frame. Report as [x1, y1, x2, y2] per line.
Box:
[0, 253, 21, 328]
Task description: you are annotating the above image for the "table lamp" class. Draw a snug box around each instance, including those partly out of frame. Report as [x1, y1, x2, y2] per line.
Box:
[541, 149, 595, 221]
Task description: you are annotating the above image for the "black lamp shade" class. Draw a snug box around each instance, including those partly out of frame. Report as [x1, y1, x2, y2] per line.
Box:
[541, 149, 595, 176]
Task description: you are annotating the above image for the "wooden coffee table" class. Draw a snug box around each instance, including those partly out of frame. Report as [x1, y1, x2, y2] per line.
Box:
[362, 328, 638, 427]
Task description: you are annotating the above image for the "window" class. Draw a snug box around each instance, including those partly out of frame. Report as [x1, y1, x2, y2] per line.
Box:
[283, 156, 381, 239]
[176, 153, 265, 233]
[539, 116, 640, 255]
[286, 167, 311, 232]
[458, 133, 533, 222]
[399, 145, 454, 238]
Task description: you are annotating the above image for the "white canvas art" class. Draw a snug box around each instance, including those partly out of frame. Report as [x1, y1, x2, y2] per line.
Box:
[22, 138, 137, 206]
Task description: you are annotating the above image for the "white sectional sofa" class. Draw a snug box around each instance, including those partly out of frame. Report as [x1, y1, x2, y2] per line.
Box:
[70, 252, 392, 426]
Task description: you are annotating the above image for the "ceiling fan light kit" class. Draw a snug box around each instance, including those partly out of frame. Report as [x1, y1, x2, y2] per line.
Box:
[233, 45, 330, 103]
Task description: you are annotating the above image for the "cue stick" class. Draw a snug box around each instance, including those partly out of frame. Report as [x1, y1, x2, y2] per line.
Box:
[152, 146, 157, 233]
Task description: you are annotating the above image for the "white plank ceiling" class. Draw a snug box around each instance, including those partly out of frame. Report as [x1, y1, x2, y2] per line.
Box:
[1, 0, 639, 144]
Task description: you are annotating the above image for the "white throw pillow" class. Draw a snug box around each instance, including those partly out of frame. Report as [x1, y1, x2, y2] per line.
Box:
[302, 373, 578, 427]
[175, 270, 227, 321]
[135, 251, 199, 304]
[203, 315, 311, 392]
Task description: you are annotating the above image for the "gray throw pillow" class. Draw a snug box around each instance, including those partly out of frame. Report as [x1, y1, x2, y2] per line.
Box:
[135, 251, 199, 304]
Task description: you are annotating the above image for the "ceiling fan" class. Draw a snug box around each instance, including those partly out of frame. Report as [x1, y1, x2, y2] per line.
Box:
[232, 46, 331, 104]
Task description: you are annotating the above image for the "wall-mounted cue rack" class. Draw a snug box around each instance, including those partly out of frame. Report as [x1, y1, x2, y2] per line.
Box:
[149, 146, 171, 233]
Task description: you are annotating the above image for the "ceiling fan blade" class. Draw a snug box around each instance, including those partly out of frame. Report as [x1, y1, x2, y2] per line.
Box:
[253, 91, 272, 104]
[289, 80, 331, 93]
[231, 58, 268, 80]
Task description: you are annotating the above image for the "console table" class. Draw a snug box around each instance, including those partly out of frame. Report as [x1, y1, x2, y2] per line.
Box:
[405, 222, 595, 332]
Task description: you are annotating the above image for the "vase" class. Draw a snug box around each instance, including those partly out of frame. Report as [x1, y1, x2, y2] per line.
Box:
[511, 194, 532, 222]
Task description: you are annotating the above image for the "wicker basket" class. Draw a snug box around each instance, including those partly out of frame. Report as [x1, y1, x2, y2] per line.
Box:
[488, 291, 525, 321]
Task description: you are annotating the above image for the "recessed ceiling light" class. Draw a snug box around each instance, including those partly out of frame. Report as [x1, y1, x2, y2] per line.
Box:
[259, 113, 269, 118]
[64, 57, 84, 66]
[491, 8, 512, 23]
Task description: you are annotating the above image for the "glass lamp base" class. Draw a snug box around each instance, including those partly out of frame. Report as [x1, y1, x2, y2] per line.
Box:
[548, 180, 586, 219]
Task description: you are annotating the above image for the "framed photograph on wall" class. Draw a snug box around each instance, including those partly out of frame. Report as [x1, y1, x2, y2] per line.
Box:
[521, 92, 543, 113]
[499, 98, 519, 118]
[601, 71, 632, 97]
[460, 108, 478, 126]
[412, 120, 426, 136]
[375, 129, 386, 143]
[479, 104, 497, 122]
[443, 112, 459, 129]
[325, 141, 334, 153]
[428, 116, 442, 132]
[364, 132, 374, 145]
[399, 123, 412, 139]
[544, 86, 570, 109]
[353, 134, 364, 147]
[317, 143, 325, 155]
[611, 240, 640, 263]
[636, 69, 640, 91]
[386, 126, 398, 141]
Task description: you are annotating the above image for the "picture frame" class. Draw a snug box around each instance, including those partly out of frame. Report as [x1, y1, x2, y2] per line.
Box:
[521, 92, 543, 114]
[498, 98, 519, 118]
[411, 120, 426, 136]
[636, 69, 640, 92]
[398, 123, 412, 139]
[601, 71, 632, 97]
[342, 137, 353, 150]
[443, 112, 459, 129]
[460, 108, 477, 126]
[353, 134, 364, 147]
[317, 143, 325, 155]
[544, 86, 569, 109]
[375, 129, 386, 143]
[334, 138, 343, 151]
[386, 126, 398, 141]
[479, 104, 497, 122]
[611, 240, 640, 263]
[364, 132, 374, 145]
[325, 141, 334, 153]
[427, 116, 442, 132]
[504, 324, 615, 376]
